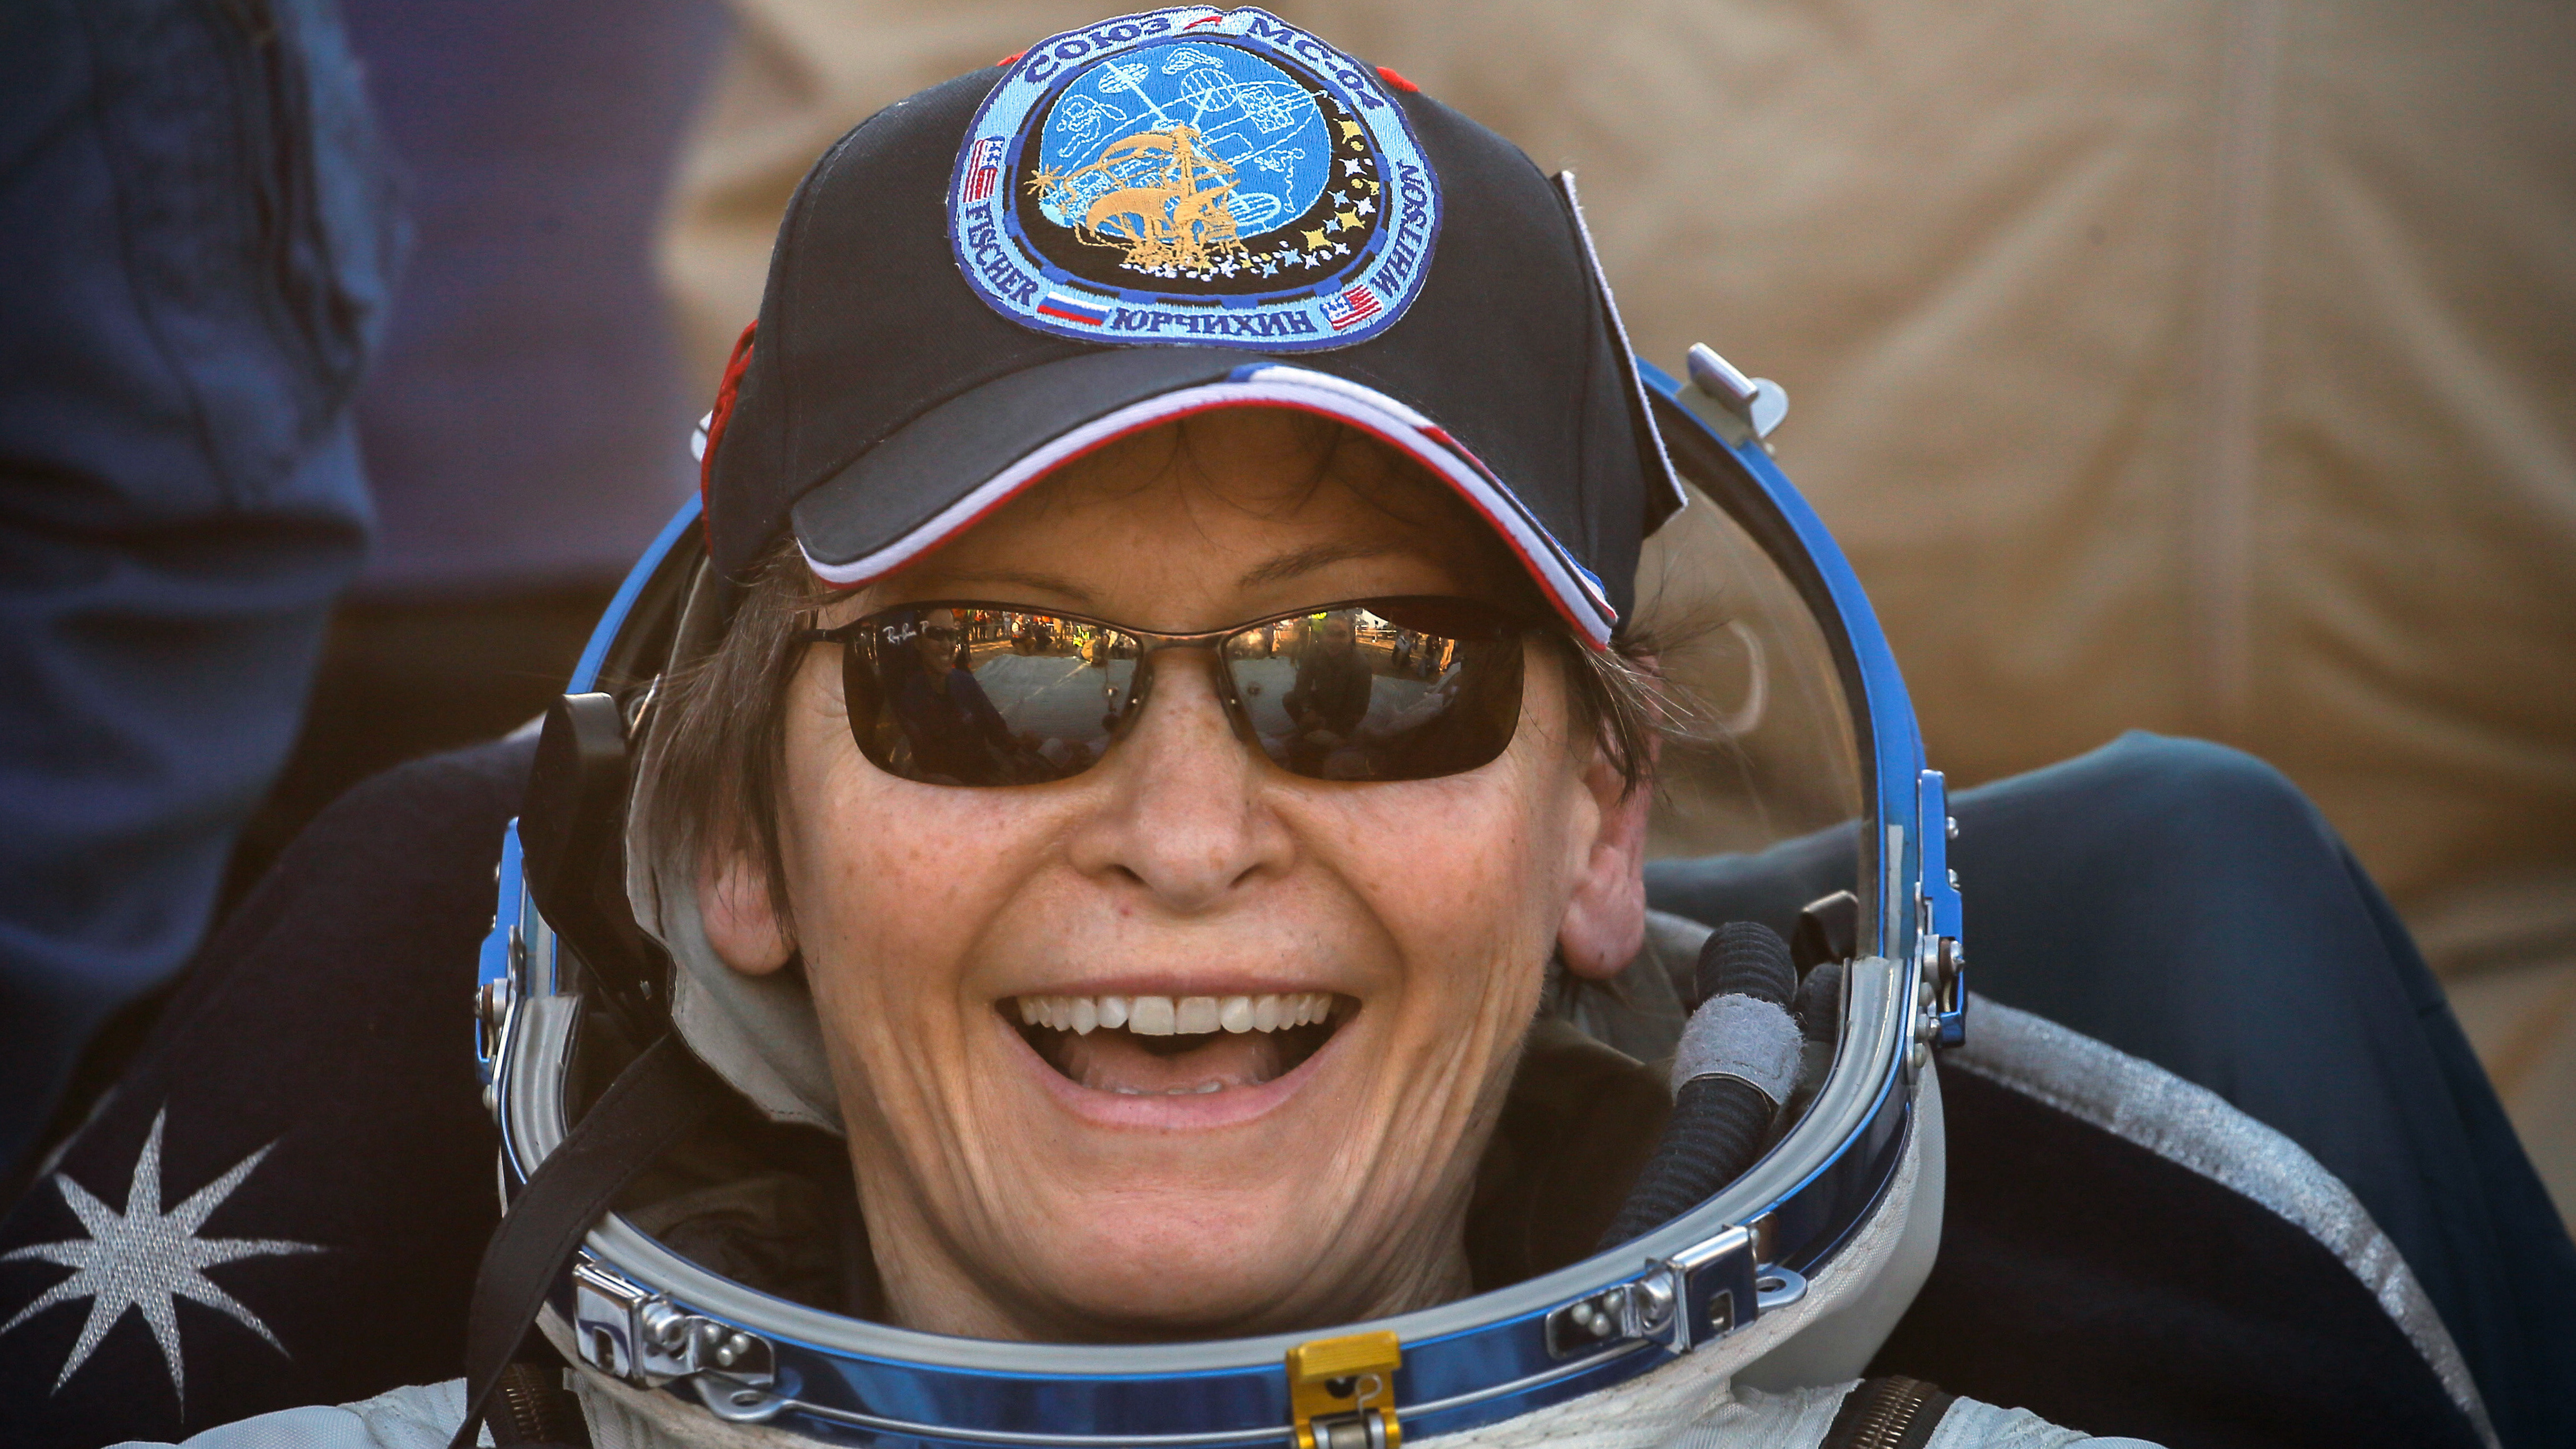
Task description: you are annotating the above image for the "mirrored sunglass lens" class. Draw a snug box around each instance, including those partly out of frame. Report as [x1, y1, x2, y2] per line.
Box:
[844, 609, 1137, 786]
[1233, 604, 1522, 782]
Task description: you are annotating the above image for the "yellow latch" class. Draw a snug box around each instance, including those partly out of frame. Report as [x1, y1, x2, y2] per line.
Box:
[1287, 1330, 1401, 1449]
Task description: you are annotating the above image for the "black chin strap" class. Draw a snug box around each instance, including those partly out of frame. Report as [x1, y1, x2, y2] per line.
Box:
[449, 1033, 721, 1449]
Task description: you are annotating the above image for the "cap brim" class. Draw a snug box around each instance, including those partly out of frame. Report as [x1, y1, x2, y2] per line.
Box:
[789, 348, 1618, 646]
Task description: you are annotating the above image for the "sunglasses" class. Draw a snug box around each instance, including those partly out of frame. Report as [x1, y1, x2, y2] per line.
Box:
[798, 598, 1533, 788]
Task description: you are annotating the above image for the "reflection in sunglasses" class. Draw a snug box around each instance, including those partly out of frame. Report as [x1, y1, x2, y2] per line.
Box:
[804, 599, 1530, 788]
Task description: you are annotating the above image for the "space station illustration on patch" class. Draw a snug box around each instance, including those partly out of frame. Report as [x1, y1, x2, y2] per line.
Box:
[950, 7, 1441, 349]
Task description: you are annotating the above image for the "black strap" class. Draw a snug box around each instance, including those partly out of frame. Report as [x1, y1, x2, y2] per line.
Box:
[448, 1033, 722, 1449]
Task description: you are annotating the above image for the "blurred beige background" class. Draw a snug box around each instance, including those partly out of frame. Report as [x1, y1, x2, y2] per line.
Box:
[653, 0, 2576, 1217]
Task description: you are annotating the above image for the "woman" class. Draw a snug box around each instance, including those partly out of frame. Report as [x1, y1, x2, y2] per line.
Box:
[647, 402, 1659, 1344]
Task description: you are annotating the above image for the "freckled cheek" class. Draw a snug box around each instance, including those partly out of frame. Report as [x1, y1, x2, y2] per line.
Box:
[778, 720, 1047, 1052]
[1310, 762, 1566, 1036]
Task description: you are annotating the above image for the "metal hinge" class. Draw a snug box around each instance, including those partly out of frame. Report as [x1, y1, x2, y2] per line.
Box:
[1915, 771, 1967, 1053]
[1685, 343, 1790, 439]
[1542, 1273, 1678, 1358]
[570, 1260, 775, 1395]
[1288, 1330, 1401, 1449]
[1545, 1224, 1786, 1363]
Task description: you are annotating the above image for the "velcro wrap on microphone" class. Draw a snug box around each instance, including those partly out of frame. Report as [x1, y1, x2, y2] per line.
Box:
[1670, 994, 1802, 1106]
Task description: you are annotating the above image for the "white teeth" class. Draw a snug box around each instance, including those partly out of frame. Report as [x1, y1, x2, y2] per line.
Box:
[1013, 991, 1340, 1036]
[1129, 995, 1176, 1036]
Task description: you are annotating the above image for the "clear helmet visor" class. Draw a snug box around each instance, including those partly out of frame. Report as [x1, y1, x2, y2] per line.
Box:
[481, 364, 1960, 1446]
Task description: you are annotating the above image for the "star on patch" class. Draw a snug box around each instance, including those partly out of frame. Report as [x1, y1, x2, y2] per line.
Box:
[1343, 158, 1365, 176]
[1330, 189, 1350, 206]
[0, 1110, 320, 1406]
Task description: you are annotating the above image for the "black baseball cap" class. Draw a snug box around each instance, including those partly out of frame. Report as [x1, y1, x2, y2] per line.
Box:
[700, 6, 1682, 646]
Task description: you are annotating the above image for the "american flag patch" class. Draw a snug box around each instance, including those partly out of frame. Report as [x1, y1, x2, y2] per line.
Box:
[1035, 291, 1112, 326]
[1322, 284, 1383, 332]
[962, 137, 1003, 203]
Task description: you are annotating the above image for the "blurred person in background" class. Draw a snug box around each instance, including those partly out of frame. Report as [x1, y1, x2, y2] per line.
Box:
[226, 0, 729, 889]
[3, 0, 734, 1194]
[0, 0, 400, 1183]
[656, 0, 2576, 1222]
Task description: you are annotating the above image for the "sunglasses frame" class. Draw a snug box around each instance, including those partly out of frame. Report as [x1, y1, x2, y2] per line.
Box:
[796, 595, 1541, 785]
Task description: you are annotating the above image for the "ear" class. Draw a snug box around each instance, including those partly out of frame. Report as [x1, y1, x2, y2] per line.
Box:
[1557, 731, 1655, 981]
[701, 845, 795, 976]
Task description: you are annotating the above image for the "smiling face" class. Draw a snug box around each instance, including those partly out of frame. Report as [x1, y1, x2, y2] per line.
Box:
[912, 608, 960, 669]
[700, 409, 1652, 1342]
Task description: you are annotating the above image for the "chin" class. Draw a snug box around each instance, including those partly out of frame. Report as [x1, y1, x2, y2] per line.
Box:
[957, 994, 1414, 1338]
[1010, 1178, 1363, 1339]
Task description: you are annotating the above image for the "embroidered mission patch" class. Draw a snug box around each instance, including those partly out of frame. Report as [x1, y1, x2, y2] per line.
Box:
[951, 7, 1441, 351]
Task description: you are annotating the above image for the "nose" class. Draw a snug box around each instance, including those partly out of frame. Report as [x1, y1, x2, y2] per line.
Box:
[1064, 650, 1292, 913]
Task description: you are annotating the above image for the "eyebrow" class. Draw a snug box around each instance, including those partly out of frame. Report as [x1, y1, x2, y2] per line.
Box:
[1237, 541, 1396, 588]
[916, 567, 1098, 607]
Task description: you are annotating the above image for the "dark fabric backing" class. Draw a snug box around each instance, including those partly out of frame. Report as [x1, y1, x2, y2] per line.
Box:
[1648, 731, 2576, 1449]
[1874, 1066, 2480, 1449]
[0, 740, 528, 1447]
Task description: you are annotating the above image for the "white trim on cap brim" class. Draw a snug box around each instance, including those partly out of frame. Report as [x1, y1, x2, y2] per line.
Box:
[795, 364, 1619, 648]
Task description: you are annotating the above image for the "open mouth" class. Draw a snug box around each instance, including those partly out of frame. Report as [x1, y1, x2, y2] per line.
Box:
[1009, 993, 1349, 1096]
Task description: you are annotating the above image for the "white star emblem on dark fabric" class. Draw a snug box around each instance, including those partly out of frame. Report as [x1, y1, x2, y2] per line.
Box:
[0, 1110, 320, 1405]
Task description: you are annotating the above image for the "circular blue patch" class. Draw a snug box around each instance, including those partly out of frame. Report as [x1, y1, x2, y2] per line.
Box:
[950, 7, 1442, 351]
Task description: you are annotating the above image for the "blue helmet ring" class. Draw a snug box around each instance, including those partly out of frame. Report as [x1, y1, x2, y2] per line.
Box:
[470, 352, 1964, 1447]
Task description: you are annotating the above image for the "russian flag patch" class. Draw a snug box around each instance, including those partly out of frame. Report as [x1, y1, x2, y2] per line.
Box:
[1035, 291, 1112, 327]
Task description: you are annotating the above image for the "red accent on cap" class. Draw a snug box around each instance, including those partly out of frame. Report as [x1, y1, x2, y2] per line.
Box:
[1374, 65, 1418, 92]
[699, 321, 758, 526]
[998, 49, 1025, 66]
